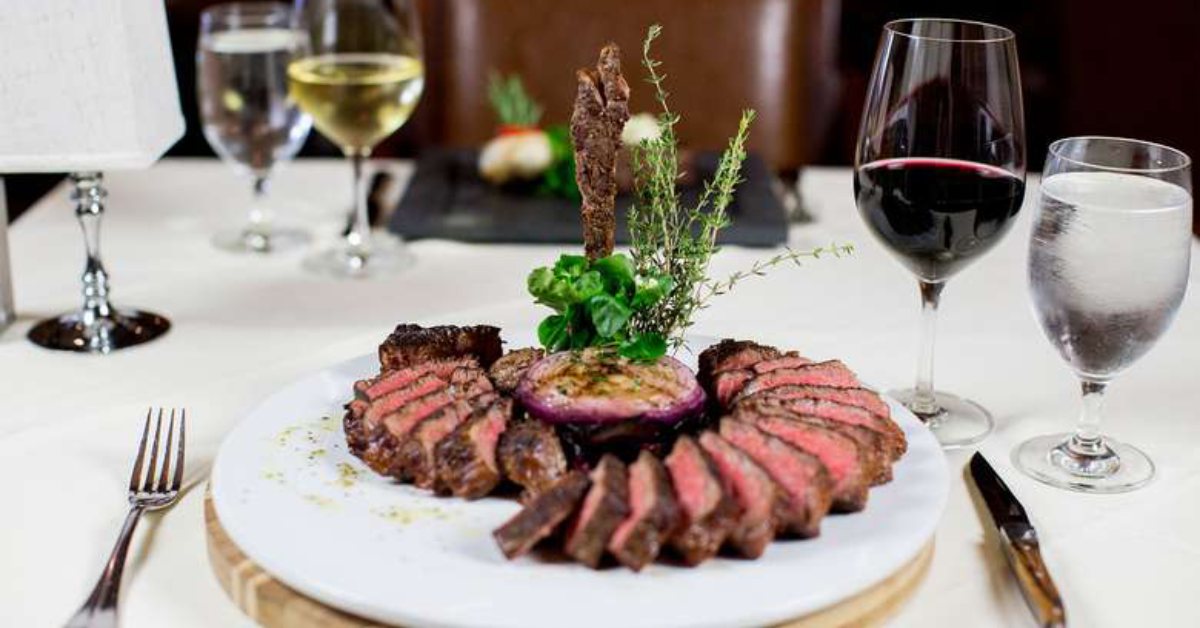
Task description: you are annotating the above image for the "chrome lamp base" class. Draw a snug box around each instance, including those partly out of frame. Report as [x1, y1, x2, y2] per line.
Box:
[27, 172, 171, 354]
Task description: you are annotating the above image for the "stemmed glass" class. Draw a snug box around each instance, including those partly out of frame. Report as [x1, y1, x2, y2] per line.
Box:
[197, 2, 313, 253]
[1016, 137, 1192, 492]
[289, 0, 425, 277]
[854, 19, 1026, 448]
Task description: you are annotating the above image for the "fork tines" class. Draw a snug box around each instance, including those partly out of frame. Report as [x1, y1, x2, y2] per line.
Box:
[129, 408, 186, 496]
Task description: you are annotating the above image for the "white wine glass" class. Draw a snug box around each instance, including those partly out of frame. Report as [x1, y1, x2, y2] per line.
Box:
[197, 2, 313, 253]
[289, 0, 424, 277]
[1016, 137, 1192, 492]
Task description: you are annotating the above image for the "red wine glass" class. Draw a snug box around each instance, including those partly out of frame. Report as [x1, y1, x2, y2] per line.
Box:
[854, 19, 1026, 448]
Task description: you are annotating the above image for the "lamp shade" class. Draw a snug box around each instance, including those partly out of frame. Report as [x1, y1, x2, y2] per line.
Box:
[0, 0, 184, 173]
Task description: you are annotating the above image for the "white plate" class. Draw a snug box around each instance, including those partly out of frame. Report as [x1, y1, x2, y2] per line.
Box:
[211, 337, 948, 628]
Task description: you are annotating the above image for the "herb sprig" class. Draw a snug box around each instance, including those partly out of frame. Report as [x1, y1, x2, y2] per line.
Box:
[488, 72, 543, 127]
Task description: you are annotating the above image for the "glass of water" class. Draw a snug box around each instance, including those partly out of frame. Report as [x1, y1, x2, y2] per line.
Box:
[197, 2, 313, 253]
[1016, 137, 1192, 493]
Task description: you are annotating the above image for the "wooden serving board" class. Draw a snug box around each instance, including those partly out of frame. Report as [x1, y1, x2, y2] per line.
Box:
[205, 492, 933, 628]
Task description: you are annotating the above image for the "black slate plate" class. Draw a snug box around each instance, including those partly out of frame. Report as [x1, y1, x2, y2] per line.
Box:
[388, 148, 787, 247]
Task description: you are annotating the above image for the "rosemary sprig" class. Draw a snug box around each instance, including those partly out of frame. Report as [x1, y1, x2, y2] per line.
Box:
[487, 72, 543, 127]
[626, 25, 852, 349]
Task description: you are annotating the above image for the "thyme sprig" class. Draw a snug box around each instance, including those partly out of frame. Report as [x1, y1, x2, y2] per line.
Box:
[627, 25, 851, 349]
[488, 72, 543, 127]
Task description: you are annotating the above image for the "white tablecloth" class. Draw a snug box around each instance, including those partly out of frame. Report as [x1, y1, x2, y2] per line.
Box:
[2, 158, 1198, 628]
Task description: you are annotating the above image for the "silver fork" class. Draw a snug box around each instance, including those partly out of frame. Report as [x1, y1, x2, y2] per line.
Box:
[66, 408, 187, 628]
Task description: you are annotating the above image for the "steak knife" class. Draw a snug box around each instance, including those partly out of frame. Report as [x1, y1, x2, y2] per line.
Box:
[969, 452, 1067, 628]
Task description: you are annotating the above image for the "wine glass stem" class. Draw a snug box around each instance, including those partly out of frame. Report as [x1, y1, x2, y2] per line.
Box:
[345, 149, 372, 260]
[245, 174, 272, 250]
[911, 279, 945, 419]
[1070, 380, 1109, 455]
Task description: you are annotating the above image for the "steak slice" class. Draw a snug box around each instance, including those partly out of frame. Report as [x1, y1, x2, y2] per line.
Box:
[572, 43, 630, 260]
[607, 451, 680, 571]
[734, 361, 862, 403]
[398, 391, 498, 488]
[379, 324, 503, 372]
[364, 374, 448, 427]
[712, 370, 756, 410]
[435, 398, 513, 499]
[751, 354, 813, 374]
[664, 435, 739, 566]
[733, 407, 869, 512]
[354, 356, 478, 402]
[698, 432, 777, 558]
[753, 397, 906, 461]
[564, 454, 630, 568]
[497, 418, 568, 502]
[719, 419, 832, 538]
[493, 471, 590, 559]
[697, 340, 781, 393]
[736, 384, 891, 422]
[487, 348, 545, 394]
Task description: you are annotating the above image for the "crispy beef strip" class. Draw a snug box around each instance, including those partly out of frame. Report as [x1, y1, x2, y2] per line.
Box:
[571, 43, 630, 260]
[564, 454, 630, 568]
[493, 471, 591, 559]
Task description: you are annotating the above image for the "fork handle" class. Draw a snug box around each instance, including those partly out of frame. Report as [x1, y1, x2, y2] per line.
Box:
[65, 505, 145, 628]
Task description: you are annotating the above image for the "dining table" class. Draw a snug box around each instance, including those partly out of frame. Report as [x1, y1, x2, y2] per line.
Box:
[1, 157, 1197, 628]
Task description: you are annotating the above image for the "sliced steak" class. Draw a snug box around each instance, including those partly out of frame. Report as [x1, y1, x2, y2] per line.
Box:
[698, 432, 777, 558]
[697, 339, 781, 393]
[719, 419, 832, 538]
[751, 397, 906, 461]
[664, 435, 739, 565]
[363, 374, 447, 427]
[398, 392, 498, 488]
[736, 384, 890, 421]
[497, 418, 568, 502]
[712, 370, 756, 410]
[354, 356, 478, 402]
[488, 347, 545, 394]
[493, 471, 590, 559]
[564, 454, 630, 568]
[734, 361, 862, 403]
[379, 324, 503, 372]
[435, 398, 513, 499]
[751, 354, 813, 374]
[733, 407, 869, 512]
[607, 451, 680, 571]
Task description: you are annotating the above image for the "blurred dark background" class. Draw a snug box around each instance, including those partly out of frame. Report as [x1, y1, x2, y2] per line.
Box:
[6, 0, 1199, 233]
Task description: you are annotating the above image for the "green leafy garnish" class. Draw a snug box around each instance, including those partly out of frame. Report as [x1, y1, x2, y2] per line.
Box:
[536, 125, 580, 200]
[488, 72, 543, 127]
[528, 253, 670, 360]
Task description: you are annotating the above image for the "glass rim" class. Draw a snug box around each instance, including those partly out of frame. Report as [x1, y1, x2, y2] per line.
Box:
[201, 1, 294, 22]
[883, 18, 1015, 44]
[1048, 136, 1192, 175]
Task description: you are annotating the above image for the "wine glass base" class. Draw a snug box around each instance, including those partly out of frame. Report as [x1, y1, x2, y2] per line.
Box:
[27, 308, 171, 354]
[301, 233, 415, 279]
[1013, 432, 1154, 493]
[213, 226, 311, 254]
[888, 388, 994, 449]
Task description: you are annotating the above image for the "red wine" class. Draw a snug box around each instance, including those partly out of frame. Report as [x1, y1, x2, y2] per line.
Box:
[854, 158, 1025, 281]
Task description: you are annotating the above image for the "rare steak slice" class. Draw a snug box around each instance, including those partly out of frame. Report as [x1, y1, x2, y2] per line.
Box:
[736, 384, 891, 422]
[698, 340, 782, 381]
[719, 419, 832, 538]
[607, 451, 680, 571]
[733, 406, 869, 512]
[488, 348, 545, 394]
[493, 471, 590, 559]
[354, 356, 478, 402]
[398, 391, 498, 488]
[364, 374, 447, 427]
[564, 454, 630, 568]
[497, 418, 568, 502]
[379, 374, 494, 447]
[698, 432, 777, 558]
[664, 435, 739, 565]
[711, 370, 757, 410]
[379, 324, 503, 372]
[733, 361, 862, 403]
[435, 398, 513, 499]
[754, 397, 906, 461]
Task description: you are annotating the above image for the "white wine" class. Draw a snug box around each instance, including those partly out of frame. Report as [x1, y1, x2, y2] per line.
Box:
[287, 53, 424, 152]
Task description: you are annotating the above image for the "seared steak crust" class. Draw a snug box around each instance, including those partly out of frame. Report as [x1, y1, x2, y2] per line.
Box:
[488, 347, 545, 394]
[572, 44, 630, 260]
[608, 451, 680, 571]
[697, 339, 782, 390]
[398, 391, 498, 488]
[665, 436, 739, 565]
[497, 418, 568, 502]
[435, 398, 513, 498]
[379, 324, 503, 372]
[493, 471, 591, 559]
[564, 454, 630, 568]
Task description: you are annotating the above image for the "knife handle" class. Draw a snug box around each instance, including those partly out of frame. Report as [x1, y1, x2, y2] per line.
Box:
[1001, 528, 1067, 628]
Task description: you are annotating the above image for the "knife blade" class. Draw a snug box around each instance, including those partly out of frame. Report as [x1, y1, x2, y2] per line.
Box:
[970, 452, 1067, 628]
